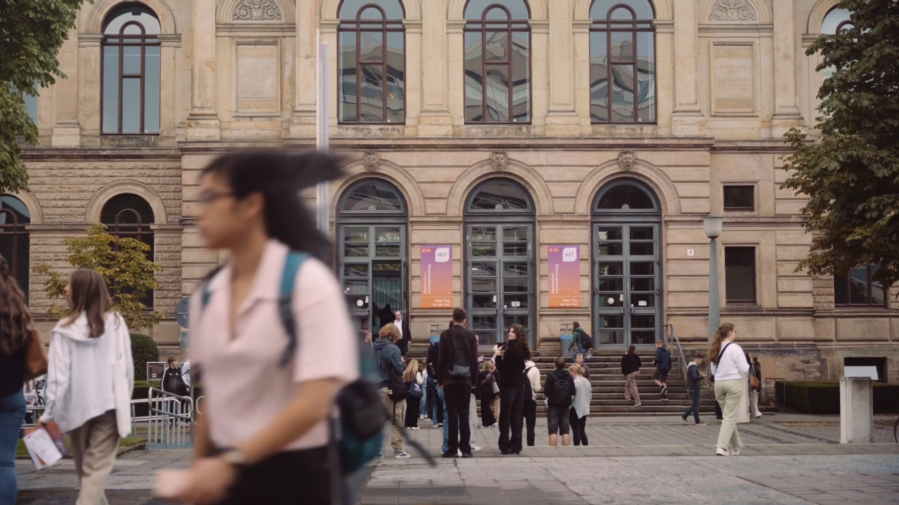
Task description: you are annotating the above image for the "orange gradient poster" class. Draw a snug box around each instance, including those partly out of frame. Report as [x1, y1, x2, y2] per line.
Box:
[421, 245, 453, 308]
[548, 245, 580, 308]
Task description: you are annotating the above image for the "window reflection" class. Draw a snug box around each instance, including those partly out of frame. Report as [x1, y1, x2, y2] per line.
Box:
[338, 0, 405, 124]
[468, 180, 533, 212]
[834, 265, 887, 307]
[340, 180, 406, 213]
[590, 0, 655, 123]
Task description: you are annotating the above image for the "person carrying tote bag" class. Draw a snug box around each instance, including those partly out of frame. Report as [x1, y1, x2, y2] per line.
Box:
[38, 270, 134, 505]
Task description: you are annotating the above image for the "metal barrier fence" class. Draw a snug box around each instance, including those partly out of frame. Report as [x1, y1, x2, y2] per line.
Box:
[147, 388, 193, 449]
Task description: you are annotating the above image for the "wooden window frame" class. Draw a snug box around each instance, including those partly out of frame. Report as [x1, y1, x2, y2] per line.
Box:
[834, 265, 887, 308]
[101, 18, 160, 135]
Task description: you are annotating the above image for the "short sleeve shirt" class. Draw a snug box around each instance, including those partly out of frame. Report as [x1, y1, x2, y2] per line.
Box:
[189, 240, 358, 451]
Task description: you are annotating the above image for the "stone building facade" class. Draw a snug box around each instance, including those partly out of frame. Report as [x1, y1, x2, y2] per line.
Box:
[9, 0, 899, 383]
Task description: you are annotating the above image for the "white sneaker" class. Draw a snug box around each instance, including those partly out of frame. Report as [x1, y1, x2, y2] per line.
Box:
[471, 444, 482, 452]
[731, 448, 741, 456]
[716, 447, 730, 456]
[754, 413, 763, 418]
[395, 451, 411, 459]
[457, 449, 462, 457]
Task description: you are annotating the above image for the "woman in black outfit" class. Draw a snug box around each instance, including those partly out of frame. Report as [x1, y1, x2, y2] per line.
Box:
[493, 325, 527, 455]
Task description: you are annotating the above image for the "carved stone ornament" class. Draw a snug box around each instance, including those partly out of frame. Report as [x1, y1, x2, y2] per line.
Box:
[233, 0, 282, 21]
[362, 151, 380, 172]
[709, 0, 757, 22]
[617, 150, 636, 172]
[489, 150, 508, 172]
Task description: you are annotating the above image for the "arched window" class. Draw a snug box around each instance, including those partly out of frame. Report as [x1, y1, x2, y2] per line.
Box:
[593, 179, 659, 213]
[0, 196, 31, 302]
[102, 4, 161, 134]
[338, 0, 406, 124]
[339, 178, 407, 214]
[101, 194, 155, 308]
[464, 0, 531, 124]
[590, 0, 656, 123]
[466, 179, 534, 213]
[821, 7, 854, 81]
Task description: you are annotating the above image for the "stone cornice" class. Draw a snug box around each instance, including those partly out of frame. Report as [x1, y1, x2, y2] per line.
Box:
[22, 147, 182, 160]
[698, 24, 774, 36]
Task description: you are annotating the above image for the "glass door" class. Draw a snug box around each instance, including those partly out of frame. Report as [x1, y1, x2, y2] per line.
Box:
[467, 223, 534, 349]
[339, 224, 407, 336]
[593, 223, 660, 348]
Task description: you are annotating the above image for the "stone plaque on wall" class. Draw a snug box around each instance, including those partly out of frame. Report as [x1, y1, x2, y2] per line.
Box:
[235, 44, 279, 115]
[711, 44, 755, 115]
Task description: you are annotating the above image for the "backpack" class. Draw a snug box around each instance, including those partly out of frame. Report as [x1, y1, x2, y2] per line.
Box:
[449, 333, 472, 379]
[376, 348, 408, 402]
[200, 252, 387, 475]
[408, 381, 423, 398]
[522, 367, 535, 403]
[580, 332, 595, 350]
[550, 375, 573, 407]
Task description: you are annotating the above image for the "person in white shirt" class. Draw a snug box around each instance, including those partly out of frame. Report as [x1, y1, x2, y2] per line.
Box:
[393, 310, 412, 357]
[523, 357, 541, 446]
[569, 364, 592, 446]
[708, 323, 750, 456]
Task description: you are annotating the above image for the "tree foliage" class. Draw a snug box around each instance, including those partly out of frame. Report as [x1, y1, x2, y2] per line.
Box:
[0, 0, 86, 193]
[782, 0, 899, 291]
[33, 224, 164, 331]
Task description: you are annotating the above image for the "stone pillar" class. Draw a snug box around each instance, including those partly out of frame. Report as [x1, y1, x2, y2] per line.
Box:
[186, 0, 220, 141]
[404, 20, 423, 137]
[159, 35, 180, 142]
[771, 0, 804, 136]
[320, 19, 339, 138]
[544, 0, 578, 136]
[573, 20, 592, 136]
[530, 20, 549, 136]
[655, 20, 675, 137]
[671, 0, 705, 136]
[52, 27, 80, 147]
[290, 0, 318, 138]
[840, 377, 874, 444]
[420, 0, 453, 136]
[77, 35, 102, 142]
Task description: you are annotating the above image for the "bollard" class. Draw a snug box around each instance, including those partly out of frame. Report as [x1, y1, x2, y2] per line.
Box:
[840, 377, 874, 444]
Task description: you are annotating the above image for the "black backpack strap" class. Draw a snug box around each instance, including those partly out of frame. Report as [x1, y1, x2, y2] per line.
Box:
[717, 342, 733, 366]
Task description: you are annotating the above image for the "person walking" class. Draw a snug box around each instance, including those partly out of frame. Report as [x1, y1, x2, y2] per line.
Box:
[574, 353, 591, 381]
[621, 345, 642, 407]
[652, 340, 671, 401]
[750, 357, 763, 418]
[394, 310, 412, 357]
[523, 353, 541, 447]
[374, 325, 409, 458]
[709, 323, 750, 456]
[681, 353, 706, 425]
[178, 151, 359, 504]
[568, 322, 591, 360]
[404, 359, 423, 430]
[544, 357, 575, 447]
[437, 308, 478, 458]
[478, 360, 497, 427]
[493, 325, 527, 455]
[569, 364, 592, 446]
[39, 269, 134, 505]
[0, 254, 38, 505]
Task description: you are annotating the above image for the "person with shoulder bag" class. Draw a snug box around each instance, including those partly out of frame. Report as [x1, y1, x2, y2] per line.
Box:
[39, 269, 134, 505]
[0, 254, 44, 505]
[437, 308, 478, 458]
[493, 325, 528, 455]
[709, 323, 750, 456]
[177, 152, 364, 504]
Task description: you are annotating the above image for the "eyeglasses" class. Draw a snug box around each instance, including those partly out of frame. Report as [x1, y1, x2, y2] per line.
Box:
[198, 191, 234, 205]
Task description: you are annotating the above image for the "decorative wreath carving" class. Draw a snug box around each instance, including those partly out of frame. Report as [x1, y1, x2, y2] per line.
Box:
[709, 0, 757, 22]
[617, 150, 636, 172]
[362, 151, 380, 172]
[233, 0, 282, 21]
[489, 150, 508, 172]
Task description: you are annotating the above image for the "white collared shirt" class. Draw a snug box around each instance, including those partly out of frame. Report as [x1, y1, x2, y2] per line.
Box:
[189, 240, 358, 451]
[393, 319, 403, 337]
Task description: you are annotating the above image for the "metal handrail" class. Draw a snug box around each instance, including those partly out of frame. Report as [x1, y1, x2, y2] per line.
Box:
[147, 388, 193, 449]
[662, 324, 688, 385]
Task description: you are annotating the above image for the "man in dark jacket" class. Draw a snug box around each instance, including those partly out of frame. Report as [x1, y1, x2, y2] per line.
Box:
[682, 353, 706, 425]
[437, 308, 478, 458]
[373, 324, 410, 458]
[652, 340, 672, 401]
[621, 346, 642, 406]
[393, 310, 413, 356]
[543, 357, 575, 447]
[494, 325, 526, 455]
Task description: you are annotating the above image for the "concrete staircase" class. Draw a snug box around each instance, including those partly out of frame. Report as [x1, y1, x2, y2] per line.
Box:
[409, 347, 716, 417]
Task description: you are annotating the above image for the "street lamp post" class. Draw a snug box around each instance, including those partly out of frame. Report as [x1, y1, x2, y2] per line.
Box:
[704, 216, 724, 340]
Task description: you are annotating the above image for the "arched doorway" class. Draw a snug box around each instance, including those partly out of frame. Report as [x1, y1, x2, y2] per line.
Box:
[337, 178, 409, 335]
[591, 178, 662, 349]
[101, 193, 156, 308]
[464, 179, 535, 349]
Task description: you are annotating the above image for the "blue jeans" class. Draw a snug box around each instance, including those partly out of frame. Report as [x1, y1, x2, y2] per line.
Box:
[0, 390, 26, 505]
[683, 389, 701, 423]
[438, 387, 449, 453]
[569, 344, 585, 360]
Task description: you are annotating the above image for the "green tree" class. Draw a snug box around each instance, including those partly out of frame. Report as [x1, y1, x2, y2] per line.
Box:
[33, 224, 164, 330]
[0, 0, 87, 193]
[782, 0, 899, 291]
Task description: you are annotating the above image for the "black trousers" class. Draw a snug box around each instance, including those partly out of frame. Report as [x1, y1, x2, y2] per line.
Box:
[217, 446, 334, 505]
[569, 409, 588, 446]
[523, 398, 537, 446]
[498, 385, 524, 454]
[405, 396, 421, 427]
[444, 383, 472, 455]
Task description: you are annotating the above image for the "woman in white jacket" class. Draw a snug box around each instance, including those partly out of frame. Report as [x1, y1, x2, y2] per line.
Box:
[38, 270, 134, 505]
[708, 322, 749, 457]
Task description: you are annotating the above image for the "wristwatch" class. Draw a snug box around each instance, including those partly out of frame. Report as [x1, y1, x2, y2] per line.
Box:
[220, 449, 248, 467]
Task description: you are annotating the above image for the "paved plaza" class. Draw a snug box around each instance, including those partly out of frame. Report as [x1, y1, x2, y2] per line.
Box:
[14, 414, 899, 504]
